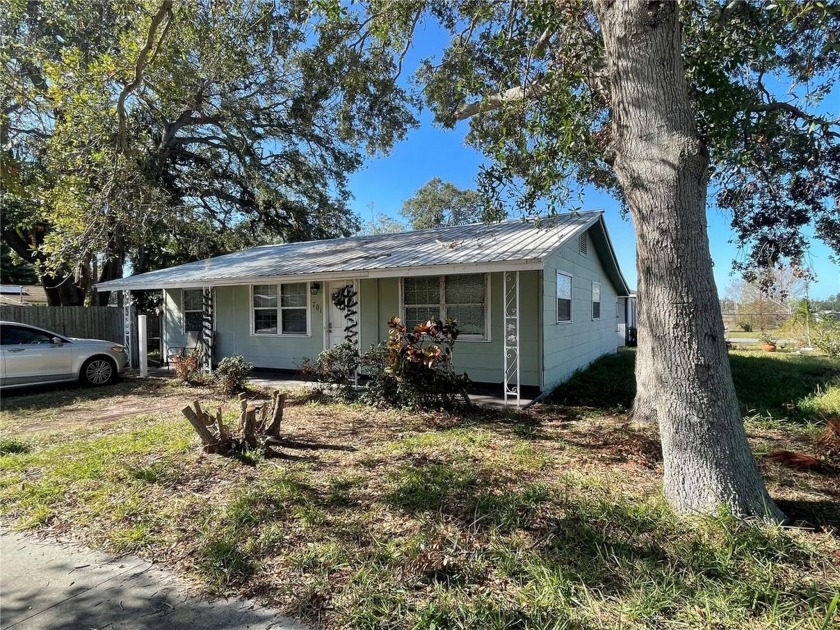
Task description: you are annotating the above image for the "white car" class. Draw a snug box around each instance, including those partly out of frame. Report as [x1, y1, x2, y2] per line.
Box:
[0, 321, 129, 389]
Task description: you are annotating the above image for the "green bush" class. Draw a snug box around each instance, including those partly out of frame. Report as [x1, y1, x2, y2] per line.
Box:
[375, 316, 471, 410]
[358, 342, 402, 407]
[213, 355, 254, 395]
[299, 342, 361, 401]
[813, 319, 840, 358]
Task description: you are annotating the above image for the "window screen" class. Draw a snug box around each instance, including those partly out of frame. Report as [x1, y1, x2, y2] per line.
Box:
[183, 289, 204, 333]
[403, 276, 441, 329]
[592, 282, 601, 320]
[557, 272, 572, 322]
[445, 274, 486, 336]
[403, 275, 487, 337]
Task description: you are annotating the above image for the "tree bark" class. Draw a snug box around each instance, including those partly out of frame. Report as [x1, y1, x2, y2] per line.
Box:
[593, 0, 783, 520]
[631, 285, 657, 425]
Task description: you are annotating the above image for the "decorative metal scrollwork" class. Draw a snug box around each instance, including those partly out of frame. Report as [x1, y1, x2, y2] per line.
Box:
[332, 284, 359, 346]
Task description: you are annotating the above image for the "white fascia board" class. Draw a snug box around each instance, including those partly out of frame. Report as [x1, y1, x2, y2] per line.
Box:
[96, 259, 544, 291]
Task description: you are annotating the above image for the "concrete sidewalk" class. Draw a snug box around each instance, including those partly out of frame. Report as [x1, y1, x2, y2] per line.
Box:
[0, 531, 306, 630]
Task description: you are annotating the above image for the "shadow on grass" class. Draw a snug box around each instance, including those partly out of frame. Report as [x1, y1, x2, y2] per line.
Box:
[0, 376, 175, 412]
[546, 349, 839, 423]
[729, 353, 840, 419]
[776, 498, 840, 532]
[276, 438, 357, 452]
[377, 456, 833, 627]
[384, 456, 553, 532]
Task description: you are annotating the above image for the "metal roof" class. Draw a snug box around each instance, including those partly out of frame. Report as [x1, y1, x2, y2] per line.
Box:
[97, 210, 630, 293]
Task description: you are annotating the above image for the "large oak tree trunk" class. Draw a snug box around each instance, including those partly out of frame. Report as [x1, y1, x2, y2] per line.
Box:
[594, 0, 783, 520]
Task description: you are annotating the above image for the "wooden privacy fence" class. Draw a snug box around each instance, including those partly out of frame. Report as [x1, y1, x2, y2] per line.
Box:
[0, 305, 149, 366]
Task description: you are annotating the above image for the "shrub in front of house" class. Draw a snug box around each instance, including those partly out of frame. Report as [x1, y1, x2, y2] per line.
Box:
[376, 316, 471, 409]
[301, 317, 470, 409]
[213, 355, 254, 395]
[299, 343, 361, 401]
[172, 347, 206, 385]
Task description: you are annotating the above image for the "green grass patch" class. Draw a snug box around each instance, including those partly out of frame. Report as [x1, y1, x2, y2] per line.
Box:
[549, 349, 840, 423]
[0, 438, 30, 455]
[549, 349, 637, 408]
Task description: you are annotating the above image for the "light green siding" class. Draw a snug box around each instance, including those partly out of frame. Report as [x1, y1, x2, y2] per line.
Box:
[542, 229, 621, 390]
[358, 278, 380, 353]
[163, 271, 542, 387]
[367, 272, 541, 387]
[215, 285, 324, 370]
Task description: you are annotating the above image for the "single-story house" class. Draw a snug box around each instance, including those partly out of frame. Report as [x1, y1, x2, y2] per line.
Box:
[98, 210, 634, 403]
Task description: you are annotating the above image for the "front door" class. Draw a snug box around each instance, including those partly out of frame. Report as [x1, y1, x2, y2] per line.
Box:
[327, 280, 357, 348]
[616, 298, 627, 346]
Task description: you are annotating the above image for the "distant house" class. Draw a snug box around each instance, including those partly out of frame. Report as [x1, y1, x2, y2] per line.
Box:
[98, 210, 634, 399]
[0, 285, 48, 307]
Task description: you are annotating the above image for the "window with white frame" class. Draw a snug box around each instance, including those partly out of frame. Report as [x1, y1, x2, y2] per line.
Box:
[592, 281, 601, 320]
[557, 272, 572, 322]
[183, 289, 204, 333]
[252, 283, 309, 335]
[403, 274, 488, 338]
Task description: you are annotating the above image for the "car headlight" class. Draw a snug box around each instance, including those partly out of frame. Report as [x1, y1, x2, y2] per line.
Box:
[111, 345, 126, 353]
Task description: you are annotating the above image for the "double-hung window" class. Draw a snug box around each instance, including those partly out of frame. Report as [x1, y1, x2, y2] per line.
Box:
[557, 272, 572, 322]
[252, 283, 309, 335]
[183, 289, 204, 333]
[403, 274, 488, 339]
[592, 282, 601, 320]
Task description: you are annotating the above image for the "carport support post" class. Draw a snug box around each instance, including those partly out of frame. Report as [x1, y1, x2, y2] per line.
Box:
[123, 291, 133, 370]
[138, 315, 148, 378]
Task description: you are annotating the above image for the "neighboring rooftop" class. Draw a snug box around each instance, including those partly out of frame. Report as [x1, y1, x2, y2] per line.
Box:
[97, 210, 630, 294]
[0, 285, 48, 306]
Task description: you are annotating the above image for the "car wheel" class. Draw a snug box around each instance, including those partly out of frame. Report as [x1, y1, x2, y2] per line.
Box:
[81, 357, 117, 386]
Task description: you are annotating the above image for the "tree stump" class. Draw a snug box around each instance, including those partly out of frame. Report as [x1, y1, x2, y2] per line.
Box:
[182, 390, 287, 456]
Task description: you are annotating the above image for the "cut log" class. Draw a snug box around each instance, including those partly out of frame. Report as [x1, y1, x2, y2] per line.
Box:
[243, 408, 258, 448]
[216, 407, 229, 441]
[265, 393, 286, 437]
[238, 392, 248, 433]
[182, 405, 216, 448]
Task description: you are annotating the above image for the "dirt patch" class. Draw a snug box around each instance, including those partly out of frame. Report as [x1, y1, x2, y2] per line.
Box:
[0, 376, 210, 436]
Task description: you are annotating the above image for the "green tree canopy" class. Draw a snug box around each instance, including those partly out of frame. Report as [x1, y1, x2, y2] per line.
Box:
[400, 177, 504, 229]
[411, 0, 838, 277]
[2, 0, 417, 303]
[0, 244, 38, 284]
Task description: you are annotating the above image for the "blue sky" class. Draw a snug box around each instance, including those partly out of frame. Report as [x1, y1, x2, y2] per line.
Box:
[346, 21, 839, 301]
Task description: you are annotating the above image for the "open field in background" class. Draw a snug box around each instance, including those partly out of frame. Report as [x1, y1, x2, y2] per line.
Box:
[0, 351, 838, 629]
